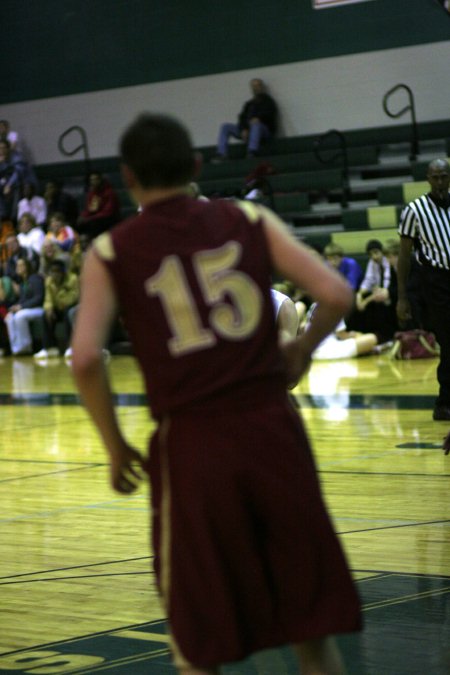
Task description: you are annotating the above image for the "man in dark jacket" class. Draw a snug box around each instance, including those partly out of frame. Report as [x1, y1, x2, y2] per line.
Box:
[214, 79, 278, 160]
[76, 172, 121, 238]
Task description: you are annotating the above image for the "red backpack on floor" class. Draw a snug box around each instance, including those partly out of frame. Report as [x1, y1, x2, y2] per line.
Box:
[390, 329, 439, 360]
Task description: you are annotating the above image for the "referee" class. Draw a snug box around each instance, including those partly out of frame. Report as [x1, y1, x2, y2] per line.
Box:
[397, 158, 450, 421]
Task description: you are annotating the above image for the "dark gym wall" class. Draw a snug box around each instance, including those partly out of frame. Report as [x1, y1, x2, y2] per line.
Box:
[3, 0, 448, 104]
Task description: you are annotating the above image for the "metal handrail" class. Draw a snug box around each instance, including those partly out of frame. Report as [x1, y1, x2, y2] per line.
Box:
[382, 84, 419, 160]
[57, 125, 91, 188]
[314, 129, 350, 207]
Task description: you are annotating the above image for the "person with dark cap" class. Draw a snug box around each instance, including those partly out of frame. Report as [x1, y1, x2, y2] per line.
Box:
[355, 239, 397, 342]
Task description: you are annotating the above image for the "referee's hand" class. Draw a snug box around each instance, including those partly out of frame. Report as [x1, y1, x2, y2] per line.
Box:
[396, 298, 412, 325]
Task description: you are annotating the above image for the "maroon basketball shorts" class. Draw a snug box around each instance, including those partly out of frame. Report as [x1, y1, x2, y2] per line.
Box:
[148, 390, 362, 669]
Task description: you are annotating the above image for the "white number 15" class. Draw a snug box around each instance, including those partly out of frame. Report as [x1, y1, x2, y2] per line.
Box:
[145, 241, 263, 356]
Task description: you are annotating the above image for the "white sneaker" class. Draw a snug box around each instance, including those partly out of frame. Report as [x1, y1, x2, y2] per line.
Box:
[34, 349, 49, 360]
[47, 348, 60, 358]
[64, 347, 73, 359]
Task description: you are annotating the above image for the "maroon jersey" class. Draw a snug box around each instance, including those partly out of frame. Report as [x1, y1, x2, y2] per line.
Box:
[95, 195, 284, 418]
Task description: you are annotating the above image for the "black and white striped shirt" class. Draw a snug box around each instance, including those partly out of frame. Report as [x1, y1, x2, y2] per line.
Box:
[398, 193, 450, 270]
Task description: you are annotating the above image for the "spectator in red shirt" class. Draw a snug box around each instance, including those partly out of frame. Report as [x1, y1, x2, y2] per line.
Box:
[76, 172, 121, 238]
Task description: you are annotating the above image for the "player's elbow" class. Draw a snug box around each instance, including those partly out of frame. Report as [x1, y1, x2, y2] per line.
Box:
[330, 279, 354, 316]
[71, 347, 103, 380]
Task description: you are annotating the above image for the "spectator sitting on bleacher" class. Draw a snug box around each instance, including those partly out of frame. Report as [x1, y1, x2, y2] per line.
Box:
[17, 183, 47, 226]
[69, 232, 91, 276]
[0, 120, 20, 152]
[17, 212, 45, 256]
[76, 172, 120, 238]
[4, 258, 44, 355]
[39, 239, 71, 277]
[34, 259, 79, 360]
[0, 275, 17, 356]
[355, 238, 398, 342]
[44, 179, 79, 226]
[212, 78, 278, 162]
[0, 140, 24, 222]
[3, 235, 39, 281]
[323, 242, 363, 291]
[0, 220, 16, 273]
[46, 212, 77, 251]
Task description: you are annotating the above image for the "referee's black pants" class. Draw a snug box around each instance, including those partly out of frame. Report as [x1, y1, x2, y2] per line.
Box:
[421, 264, 450, 407]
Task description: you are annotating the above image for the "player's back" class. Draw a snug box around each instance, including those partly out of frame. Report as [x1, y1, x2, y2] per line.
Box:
[96, 195, 283, 418]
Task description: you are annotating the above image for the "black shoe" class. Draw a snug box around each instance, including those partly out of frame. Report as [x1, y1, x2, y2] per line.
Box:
[433, 405, 450, 421]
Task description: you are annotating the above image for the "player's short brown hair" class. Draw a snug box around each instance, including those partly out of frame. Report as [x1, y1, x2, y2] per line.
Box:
[120, 113, 196, 189]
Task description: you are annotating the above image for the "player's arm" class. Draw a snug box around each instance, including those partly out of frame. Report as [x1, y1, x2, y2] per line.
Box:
[261, 207, 353, 382]
[277, 296, 300, 345]
[71, 247, 143, 493]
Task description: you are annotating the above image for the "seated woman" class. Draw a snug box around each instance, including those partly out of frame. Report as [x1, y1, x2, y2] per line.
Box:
[39, 239, 71, 277]
[306, 303, 378, 360]
[4, 258, 44, 355]
[0, 275, 17, 355]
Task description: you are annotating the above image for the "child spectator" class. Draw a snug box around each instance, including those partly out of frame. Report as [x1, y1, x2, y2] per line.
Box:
[34, 259, 79, 359]
[355, 239, 398, 342]
[323, 242, 363, 291]
[46, 212, 77, 251]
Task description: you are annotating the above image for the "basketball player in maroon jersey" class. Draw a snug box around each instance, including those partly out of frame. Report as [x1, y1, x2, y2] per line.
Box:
[72, 114, 362, 674]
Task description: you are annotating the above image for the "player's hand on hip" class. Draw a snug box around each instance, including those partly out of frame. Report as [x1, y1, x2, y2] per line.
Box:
[281, 339, 312, 388]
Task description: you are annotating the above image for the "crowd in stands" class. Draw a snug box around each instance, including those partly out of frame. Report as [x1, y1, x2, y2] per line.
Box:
[0, 114, 433, 368]
[0, 119, 123, 359]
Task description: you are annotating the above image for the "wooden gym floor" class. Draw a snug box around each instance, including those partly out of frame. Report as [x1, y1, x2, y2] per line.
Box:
[0, 354, 449, 674]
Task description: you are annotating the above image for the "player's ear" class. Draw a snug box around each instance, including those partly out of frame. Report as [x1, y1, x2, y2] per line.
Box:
[193, 152, 203, 178]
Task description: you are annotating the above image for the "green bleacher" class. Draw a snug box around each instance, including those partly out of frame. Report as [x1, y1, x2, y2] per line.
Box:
[31, 119, 448, 252]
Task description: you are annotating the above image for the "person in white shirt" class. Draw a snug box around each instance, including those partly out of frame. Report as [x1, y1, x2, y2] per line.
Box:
[17, 213, 45, 256]
[17, 183, 47, 226]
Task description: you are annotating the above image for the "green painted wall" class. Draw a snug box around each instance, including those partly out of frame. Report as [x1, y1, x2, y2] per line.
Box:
[3, 0, 448, 104]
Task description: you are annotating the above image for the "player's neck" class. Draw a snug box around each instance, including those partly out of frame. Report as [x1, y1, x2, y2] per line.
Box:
[136, 186, 187, 208]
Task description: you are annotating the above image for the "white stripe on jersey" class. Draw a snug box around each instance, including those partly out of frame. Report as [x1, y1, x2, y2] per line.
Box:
[398, 193, 450, 269]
